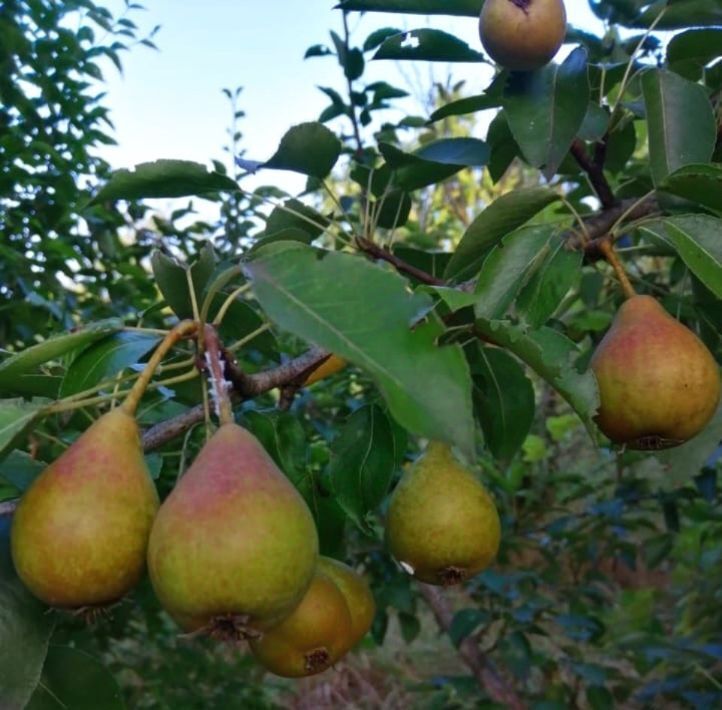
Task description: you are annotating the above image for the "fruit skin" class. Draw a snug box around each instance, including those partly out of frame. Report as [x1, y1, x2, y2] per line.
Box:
[318, 557, 375, 652]
[386, 442, 501, 586]
[303, 355, 347, 386]
[147, 422, 318, 635]
[250, 569, 353, 678]
[479, 0, 567, 72]
[591, 295, 721, 449]
[11, 407, 159, 608]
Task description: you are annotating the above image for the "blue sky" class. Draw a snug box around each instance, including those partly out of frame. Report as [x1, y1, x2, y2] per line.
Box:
[100, 1, 604, 196]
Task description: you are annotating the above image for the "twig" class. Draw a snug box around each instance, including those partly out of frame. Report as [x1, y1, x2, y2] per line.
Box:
[356, 236, 445, 286]
[417, 584, 527, 710]
[570, 139, 617, 209]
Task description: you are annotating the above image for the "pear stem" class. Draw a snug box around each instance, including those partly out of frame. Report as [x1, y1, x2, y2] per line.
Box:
[203, 324, 235, 426]
[122, 320, 198, 416]
[599, 241, 636, 300]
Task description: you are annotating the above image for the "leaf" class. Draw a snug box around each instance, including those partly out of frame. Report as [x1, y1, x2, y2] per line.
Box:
[449, 608, 491, 647]
[445, 187, 560, 282]
[329, 405, 396, 529]
[0, 400, 47, 461]
[0, 451, 45, 493]
[475, 320, 600, 434]
[516, 241, 583, 327]
[667, 29, 722, 78]
[641, 215, 722, 298]
[337, 0, 482, 16]
[59, 332, 161, 397]
[503, 47, 590, 179]
[469, 346, 535, 461]
[264, 122, 341, 179]
[91, 160, 238, 203]
[0, 320, 122, 383]
[151, 243, 216, 319]
[373, 29, 485, 62]
[641, 69, 716, 186]
[659, 164, 722, 213]
[634, 0, 722, 30]
[245, 244, 476, 458]
[25, 646, 124, 710]
[429, 91, 502, 122]
[474, 225, 555, 320]
[0, 517, 55, 710]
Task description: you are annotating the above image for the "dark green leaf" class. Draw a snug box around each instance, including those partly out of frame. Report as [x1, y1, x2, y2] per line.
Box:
[0, 451, 45, 493]
[264, 123, 341, 179]
[659, 164, 722, 213]
[449, 608, 491, 647]
[337, 0, 482, 15]
[374, 29, 485, 62]
[0, 400, 47, 461]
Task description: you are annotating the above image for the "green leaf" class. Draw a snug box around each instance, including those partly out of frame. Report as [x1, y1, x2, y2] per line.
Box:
[634, 0, 722, 30]
[503, 47, 590, 178]
[264, 122, 341, 179]
[0, 400, 47, 461]
[475, 320, 600, 433]
[91, 160, 238, 203]
[263, 199, 329, 240]
[151, 243, 216, 319]
[469, 346, 535, 461]
[667, 29, 722, 79]
[445, 187, 560, 282]
[0, 320, 122, 383]
[374, 28, 485, 62]
[0, 451, 45, 493]
[0, 517, 55, 710]
[517, 241, 583, 327]
[379, 139, 489, 191]
[641, 215, 722, 298]
[26, 646, 125, 710]
[449, 608, 491, 647]
[642, 69, 716, 186]
[474, 225, 555, 320]
[329, 405, 396, 529]
[245, 244, 476, 459]
[337, 0, 482, 16]
[59, 332, 161, 398]
[659, 164, 722, 213]
[429, 91, 502, 122]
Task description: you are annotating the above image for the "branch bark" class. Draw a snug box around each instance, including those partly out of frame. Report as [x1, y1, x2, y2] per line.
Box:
[356, 237, 445, 286]
[418, 583, 527, 710]
[570, 139, 617, 210]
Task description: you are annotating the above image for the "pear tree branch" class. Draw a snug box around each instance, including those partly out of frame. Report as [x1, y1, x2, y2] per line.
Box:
[570, 139, 617, 210]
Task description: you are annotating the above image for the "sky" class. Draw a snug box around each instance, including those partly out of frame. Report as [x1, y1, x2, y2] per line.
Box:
[99, 1, 605, 201]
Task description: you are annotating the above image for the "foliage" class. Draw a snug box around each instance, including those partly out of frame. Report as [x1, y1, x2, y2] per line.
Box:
[1, 0, 722, 707]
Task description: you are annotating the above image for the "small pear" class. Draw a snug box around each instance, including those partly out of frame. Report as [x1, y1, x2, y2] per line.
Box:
[479, 0, 567, 72]
[147, 423, 319, 638]
[303, 355, 348, 386]
[11, 407, 159, 609]
[249, 569, 353, 678]
[318, 557, 375, 652]
[386, 442, 500, 586]
[591, 295, 721, 449]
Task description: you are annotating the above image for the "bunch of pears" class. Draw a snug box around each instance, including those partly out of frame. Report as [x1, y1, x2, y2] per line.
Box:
[9, 333, 375, 679]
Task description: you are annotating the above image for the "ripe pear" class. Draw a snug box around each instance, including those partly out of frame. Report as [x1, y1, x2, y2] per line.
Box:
[303, 354, 348, 386]
[479, 0, 567, 71]
[11, 406, 159, 609]
[591, 295, 721, 450]
[147, 422, 319, 638]
[318, 557, 375, 652]
[386, 442, 501, 586]
[250, 568, 353, 678]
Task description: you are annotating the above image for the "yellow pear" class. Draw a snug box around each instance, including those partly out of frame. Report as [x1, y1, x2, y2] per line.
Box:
[249, 569, 353, 678]
[11, 407, 159, 609]
[318, 557, 375, 652]
[591, 295, 721, 449]
[386, 442, 500, 586]
[302, 355, 348, 386]
[479, 0, 567, 71]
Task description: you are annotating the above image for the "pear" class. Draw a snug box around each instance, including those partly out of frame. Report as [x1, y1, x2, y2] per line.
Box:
[386, 442, 501, 586]
[318, 556, 375, 652]
[10, 406, 159, 609]
[591, 295, 721, 450]
[479, 0, 567, 72]
[249, 568, 353, 678]
[303, 354, 348, 386]
[147, 422, 319, 639]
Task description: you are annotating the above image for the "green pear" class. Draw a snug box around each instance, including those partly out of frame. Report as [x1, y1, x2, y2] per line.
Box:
[318, 557, 375, 652]
[11, 407, 159, 609]
[591, 295, 721, 449]
[147, 422, 319, 639]
[479, 0, 567, 71]
[386, 442, 500, 586]
[250, 568, 352, 678]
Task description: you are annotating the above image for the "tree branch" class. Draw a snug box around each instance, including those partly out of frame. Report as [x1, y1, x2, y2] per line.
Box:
[418, 584, 527, 710]
[570, 139, 617, 210]
[356, 237, 445, 286]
